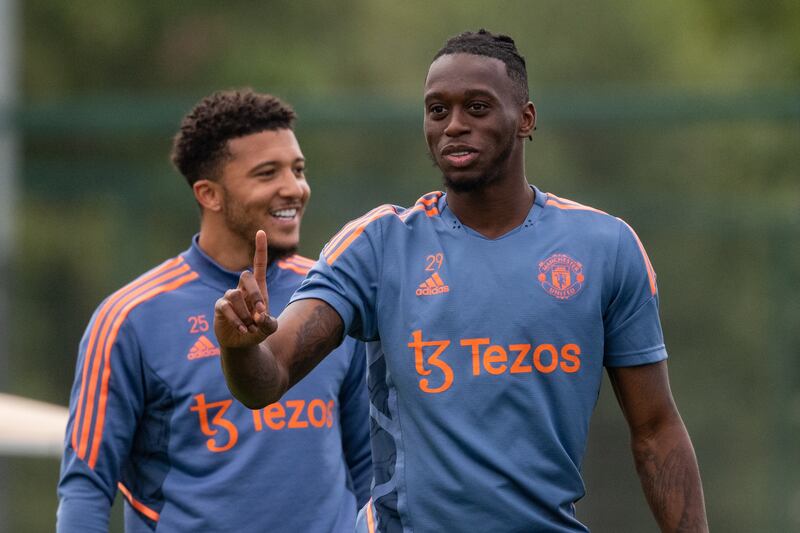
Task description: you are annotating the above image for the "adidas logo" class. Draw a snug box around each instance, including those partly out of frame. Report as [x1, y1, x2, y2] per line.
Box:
[416, 272, 450, 296]
[187, 335, 221, 360]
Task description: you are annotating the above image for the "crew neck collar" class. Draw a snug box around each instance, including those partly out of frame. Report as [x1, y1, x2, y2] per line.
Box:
[438, 184, 546, 240]
[181, 234, 278, 292]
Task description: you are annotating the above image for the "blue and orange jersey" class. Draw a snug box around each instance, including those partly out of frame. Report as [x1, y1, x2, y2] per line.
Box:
[292, 186, 666, 532]
[57, 237, 371, 533]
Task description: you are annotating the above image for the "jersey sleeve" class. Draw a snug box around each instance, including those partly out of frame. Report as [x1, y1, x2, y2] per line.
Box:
[337, 338, 371, 507]
[290, 210, 385, 341]
[57, 309, 145, 532]
[603, 220, 668, 367]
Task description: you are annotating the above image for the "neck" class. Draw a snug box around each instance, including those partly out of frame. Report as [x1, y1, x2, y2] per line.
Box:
[197, 215, 254, 272]
[446, 175, 534, 239]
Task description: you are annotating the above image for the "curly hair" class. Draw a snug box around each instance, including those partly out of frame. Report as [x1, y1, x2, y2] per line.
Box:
[171, 89, 297, 186]
[433, 29, 529, 103]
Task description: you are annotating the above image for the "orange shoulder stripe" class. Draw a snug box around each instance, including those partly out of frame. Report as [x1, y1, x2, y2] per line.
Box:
[545, 193, 608, 215]
[325, 207, 398, 265]
[71, 257, 184, 451]
[87, 270, 198, 468]
[77, 262, 193, 459]
[118, 482, 160, 522]
[285, 254, 316, 267]
[276, 261, 311, 276]
[414, 191, 443, 215]
[617, 219, 657, 296]
[325, 198, 441, 266]
[284, 260, 315, 270]
[416, 192, 442, 206]
[399, 203, 434, 221]
[323, 205, 395, 258]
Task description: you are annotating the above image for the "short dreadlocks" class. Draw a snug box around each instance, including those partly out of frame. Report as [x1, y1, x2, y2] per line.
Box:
[433, 29, 529, 103]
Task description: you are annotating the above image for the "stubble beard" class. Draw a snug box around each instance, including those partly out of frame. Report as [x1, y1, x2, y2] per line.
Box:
[431, 132, 517, 194]
[221, 189, 298, 265]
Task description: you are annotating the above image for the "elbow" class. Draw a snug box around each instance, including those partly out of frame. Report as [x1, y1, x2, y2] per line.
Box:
[240, 398, 269, 410]
[227, 381, 286, 410]
[220, 347, 289, 409]
[225, 369, 289, 411]
[630, 411, 688, 459]
[238, 392, 280, 411]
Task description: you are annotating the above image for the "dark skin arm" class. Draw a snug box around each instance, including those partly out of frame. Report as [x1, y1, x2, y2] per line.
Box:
[608, 361, 709, 532]
[214, 230, 344, 409]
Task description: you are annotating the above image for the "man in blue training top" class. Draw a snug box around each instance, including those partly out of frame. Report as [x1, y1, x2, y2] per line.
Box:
[215, 31, 709, 532]
[57, 89, 371, 532]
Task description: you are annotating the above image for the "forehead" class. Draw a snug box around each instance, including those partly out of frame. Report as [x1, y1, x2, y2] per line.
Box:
[226, 128, 303, 165]
[424, 53, 514, 101]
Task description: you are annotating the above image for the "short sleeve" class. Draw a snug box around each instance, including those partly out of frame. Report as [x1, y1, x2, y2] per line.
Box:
[291, 210, 385, 341]
[603, 220, 668, 367]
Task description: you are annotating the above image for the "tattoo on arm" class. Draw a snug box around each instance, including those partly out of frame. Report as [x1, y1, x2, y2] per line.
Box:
[635, 438, 707, 532]
[288, 304, 344, 387]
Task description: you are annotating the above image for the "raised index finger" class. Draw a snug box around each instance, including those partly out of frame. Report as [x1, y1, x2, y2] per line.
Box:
[253, 230, 268, 303]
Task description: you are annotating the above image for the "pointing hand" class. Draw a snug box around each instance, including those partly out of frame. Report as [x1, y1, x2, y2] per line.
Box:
[214, 230, 278, 348]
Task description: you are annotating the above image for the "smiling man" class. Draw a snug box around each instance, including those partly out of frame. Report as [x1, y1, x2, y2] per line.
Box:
[215, 31, 708, 532]
[57, 90, 371, 532]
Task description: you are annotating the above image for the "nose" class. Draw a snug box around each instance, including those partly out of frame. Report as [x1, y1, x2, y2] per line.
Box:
[443, 108, 470, 137]
[277, 169, 309, 199]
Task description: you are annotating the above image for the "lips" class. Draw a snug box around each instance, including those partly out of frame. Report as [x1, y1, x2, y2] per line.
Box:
[268, 206, 302, 223]
[270, 208, 297, 218]
[441, 145, 479, 168]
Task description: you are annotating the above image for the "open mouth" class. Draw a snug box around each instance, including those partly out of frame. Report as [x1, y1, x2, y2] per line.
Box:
[269, 207, 299, 221]
[441, 145, 479, 168]
[443, 150, 479, 168]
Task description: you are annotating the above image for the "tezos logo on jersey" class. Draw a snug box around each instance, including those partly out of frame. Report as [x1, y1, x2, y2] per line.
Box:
[538, 254, 585, 300]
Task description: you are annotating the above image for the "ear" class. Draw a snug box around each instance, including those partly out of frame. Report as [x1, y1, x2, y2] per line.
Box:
[518, 102, 536, 139]
[193, 179, 223, 213]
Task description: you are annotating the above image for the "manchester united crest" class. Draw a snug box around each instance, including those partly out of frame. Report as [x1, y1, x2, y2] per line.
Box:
[538, 254, 585, 300]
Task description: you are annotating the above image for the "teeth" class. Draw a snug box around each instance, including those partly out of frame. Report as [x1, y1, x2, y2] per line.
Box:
[451, 151, 470, 156]
[271, 208, 298, 218]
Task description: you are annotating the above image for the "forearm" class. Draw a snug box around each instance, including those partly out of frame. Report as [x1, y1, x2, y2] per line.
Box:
[220, 342, 289, 409]
[218, 299, 344, 409]
[631, 416, 708, 532]
[57, 468, 114, 533]
[57, 494, 112, 533]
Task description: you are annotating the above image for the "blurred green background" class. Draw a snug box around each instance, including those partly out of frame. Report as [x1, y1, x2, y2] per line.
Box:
[1, 0, 799, 531]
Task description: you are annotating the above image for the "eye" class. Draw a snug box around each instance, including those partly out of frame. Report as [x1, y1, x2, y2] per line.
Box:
[257, 169, 276, 179]
[467, 101, 489, 113]
[428, 104, 447, 117]
[293, 166, 306, 177]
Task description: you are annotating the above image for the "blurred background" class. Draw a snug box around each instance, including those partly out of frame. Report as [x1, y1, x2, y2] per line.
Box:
[0, 0, 798, 531]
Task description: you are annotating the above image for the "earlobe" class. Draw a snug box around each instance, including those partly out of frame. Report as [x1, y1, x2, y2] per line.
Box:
[519, 102, 537, 139]
[193, 180, 223, 212]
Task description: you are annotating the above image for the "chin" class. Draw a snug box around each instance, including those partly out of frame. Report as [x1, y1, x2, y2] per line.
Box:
[267, 243, 299, 262]
[442, 171, 493, 193]
[263, 227, 300, 251]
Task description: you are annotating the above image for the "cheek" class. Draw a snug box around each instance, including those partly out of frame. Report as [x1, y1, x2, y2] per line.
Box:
[423, 122, 438, 149]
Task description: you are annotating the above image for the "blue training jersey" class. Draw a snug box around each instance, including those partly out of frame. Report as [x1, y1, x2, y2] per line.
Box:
[291, 186, 667, 533]
[58, 236, 371, 532]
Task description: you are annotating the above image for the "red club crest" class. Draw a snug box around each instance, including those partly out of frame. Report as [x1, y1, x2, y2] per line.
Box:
[538, 254, 585, 300]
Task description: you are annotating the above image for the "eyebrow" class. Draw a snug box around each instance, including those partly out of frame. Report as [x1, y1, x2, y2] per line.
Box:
[249, 157, 305, 174]
[424, 88, 499, 103]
